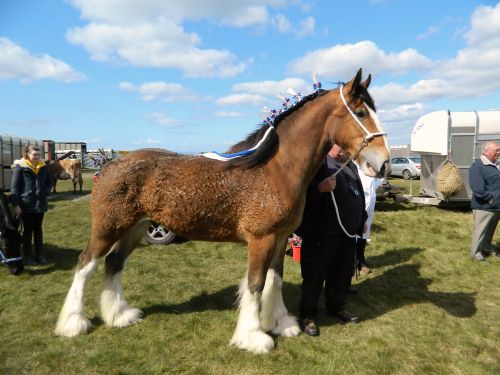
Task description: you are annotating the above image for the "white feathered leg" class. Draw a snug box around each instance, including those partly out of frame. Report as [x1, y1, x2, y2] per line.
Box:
[260, 269, 301, 337]
[100, 271, 143, 327]
[55, 259, 97, 337]
[230, 274, 275, 354]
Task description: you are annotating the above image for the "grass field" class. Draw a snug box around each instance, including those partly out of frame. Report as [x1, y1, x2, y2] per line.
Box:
[1, 174, 499, 375]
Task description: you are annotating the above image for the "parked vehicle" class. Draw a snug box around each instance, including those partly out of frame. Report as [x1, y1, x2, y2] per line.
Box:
[142, 222, 176, 245]
[390, 157, 421, 180]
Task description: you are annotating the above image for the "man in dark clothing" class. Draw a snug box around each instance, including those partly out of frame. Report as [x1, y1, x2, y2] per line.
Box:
[469, 140, 500, 262]
[295, 145, 367, 336]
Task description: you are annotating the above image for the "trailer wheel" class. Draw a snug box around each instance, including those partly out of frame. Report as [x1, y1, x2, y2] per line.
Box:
[143, 222, 176, 245]
[402, 169, 412, 180]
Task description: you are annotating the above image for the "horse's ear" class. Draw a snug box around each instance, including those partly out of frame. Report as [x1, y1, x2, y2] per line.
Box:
[347, 68, 363, 97]
[361, 74, 371, 89]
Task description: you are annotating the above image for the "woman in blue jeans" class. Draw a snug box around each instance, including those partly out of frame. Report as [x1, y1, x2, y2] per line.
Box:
[11, 145, 52, 265]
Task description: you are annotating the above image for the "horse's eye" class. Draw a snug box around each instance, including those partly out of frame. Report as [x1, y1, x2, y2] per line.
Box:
[355, 109, 367, 118]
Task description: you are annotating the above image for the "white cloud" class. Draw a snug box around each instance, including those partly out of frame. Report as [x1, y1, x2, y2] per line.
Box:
[232, 77, 309, 96]
[378, 103, 428, 123]
[464, 3, 500, 48]
[216, 93, 267, 106]
[0, 37, 85, 83]
[118, 81, 195, 102]
[147, 112, 180, 127]
[66, 0, 308, 77]
[272, 14, 315, 37]
[67, 21, 247, 78]
[287, 40, 433, 78]
[213, 111, 246, 118]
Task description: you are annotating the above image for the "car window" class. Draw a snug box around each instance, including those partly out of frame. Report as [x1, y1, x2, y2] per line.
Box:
[391, 158, 399, 164]
[409, 157, 421, 163]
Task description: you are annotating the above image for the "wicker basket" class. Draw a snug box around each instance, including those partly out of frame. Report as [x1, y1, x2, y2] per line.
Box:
[437, 160, 463, 197]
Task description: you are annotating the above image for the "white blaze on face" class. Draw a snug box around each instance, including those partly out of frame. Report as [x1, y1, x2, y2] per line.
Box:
[365, 104, 389, 151]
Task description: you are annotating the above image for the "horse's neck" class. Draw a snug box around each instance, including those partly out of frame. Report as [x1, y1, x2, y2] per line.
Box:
[0, 194, 12, 229]
[269, 95, 333, 195]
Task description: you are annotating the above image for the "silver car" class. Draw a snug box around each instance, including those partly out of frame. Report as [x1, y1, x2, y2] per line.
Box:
[390, 157, 421, 179]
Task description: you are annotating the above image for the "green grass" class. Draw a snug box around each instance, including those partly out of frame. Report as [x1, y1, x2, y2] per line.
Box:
[1, 175, 499, 374]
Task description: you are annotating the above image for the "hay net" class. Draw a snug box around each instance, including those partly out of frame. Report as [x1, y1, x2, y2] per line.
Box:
[437, 159, 463, 197]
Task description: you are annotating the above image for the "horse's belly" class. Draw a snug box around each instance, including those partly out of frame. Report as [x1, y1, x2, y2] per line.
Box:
[57, 171, 71, 180]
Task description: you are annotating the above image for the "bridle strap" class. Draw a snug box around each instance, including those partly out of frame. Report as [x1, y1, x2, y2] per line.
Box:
[339, 84, 387, 141]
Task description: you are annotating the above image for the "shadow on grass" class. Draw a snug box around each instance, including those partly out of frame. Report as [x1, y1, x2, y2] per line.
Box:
[350, 263, 477, 320]
[47, 191, 91, 204]
[375, 201, 418, 212]
[143, 285, 239, 316]
[367, 247, 424, 267]
[25, 242, 81, 275]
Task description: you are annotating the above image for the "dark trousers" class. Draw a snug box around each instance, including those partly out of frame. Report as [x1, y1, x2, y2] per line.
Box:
[299, 235, 356, 318]
[356, 238, 367, 268]
[22, 212, 45, 259]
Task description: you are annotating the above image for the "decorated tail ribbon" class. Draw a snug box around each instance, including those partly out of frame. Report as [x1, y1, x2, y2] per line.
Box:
[200, 73, 322, 161]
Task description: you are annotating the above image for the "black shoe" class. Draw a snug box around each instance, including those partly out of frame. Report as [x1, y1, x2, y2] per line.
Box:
[300, 318, 320, 336]
[348, 288, 358, 295]
[36, 255, 48, 265]
[24, 258, 38, 266]
[332, 311, 359, 324]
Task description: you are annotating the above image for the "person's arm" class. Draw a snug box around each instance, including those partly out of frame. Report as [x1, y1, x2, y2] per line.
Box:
[10, 166, 22, 217]
[469, 163, 494, 203]
[43, 167, 53, 196]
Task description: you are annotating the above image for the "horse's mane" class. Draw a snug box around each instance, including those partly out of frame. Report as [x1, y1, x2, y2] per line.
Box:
[226, 89, 329, 169]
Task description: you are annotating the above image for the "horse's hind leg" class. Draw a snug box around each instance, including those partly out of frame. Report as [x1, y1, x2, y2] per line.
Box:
[230, 235, 276, 354]
[55, 237, 113, 337]
[260, 236, 301, 338]
[100, 219, 150, 328]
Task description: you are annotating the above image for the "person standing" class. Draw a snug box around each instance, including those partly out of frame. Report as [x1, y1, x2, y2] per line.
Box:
[296, 145, 367, 336]
[355, 163, 384, 273]
[11, 145, 52, 265]
[469, 140, 500, 262]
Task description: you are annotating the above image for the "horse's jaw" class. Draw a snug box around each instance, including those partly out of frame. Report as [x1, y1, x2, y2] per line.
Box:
[358, 148, 390, 178]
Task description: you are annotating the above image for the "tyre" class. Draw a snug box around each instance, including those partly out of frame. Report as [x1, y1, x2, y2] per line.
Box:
[402, 169, 412, 180]
[143, 222, 176, 245]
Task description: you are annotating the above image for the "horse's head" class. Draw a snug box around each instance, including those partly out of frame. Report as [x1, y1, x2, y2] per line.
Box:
[0, 194, 24, 275]
[330, 68, 390, 178]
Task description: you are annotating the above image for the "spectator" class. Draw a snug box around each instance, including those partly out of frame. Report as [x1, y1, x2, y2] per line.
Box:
[11, 145, 52, 265]
[355, 162, 384, 273]
[469, 140, 500, 262]
[296, 145, 367, 336]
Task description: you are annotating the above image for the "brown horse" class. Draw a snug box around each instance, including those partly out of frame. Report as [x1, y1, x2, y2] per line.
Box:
[55, 69, 390, 353]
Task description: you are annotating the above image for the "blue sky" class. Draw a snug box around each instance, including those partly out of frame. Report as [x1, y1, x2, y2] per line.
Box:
[1, 0, 499, 152]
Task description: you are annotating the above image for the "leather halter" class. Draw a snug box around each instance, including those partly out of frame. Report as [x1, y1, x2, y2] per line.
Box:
[339, 84, 386, 160]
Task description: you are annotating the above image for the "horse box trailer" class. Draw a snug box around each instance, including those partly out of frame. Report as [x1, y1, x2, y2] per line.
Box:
[0, 134, 45, 191]
[409, 110, 500, 206]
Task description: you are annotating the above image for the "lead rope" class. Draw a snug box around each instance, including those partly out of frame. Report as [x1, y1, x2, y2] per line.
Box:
[326, 84, 387, 280]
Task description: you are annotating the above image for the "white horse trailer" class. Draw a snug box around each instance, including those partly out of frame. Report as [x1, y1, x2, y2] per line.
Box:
[410, 110, 500, 206]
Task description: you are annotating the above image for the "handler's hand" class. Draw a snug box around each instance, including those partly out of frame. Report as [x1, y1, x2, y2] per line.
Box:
[14, 206, 22, 218]
[363, 222, 368, 234]
[318, 175, 337, 192]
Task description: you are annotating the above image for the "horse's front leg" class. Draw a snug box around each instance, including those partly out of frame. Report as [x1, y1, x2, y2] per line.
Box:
[230, 235, 276, 354]
[260, 236, 301, 337]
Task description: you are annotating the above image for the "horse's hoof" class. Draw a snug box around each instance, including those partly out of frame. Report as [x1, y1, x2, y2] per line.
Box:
[104, 307, 143, 328]
[230, 330, 275, 354]
[272, 315, 301, 337]
[55, 313, 92, 337]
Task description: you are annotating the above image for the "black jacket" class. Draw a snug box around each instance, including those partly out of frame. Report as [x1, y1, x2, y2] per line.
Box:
[10, 159, 52, 213]
[469, 157, 500, 211]
[296, 156, 367, 246]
